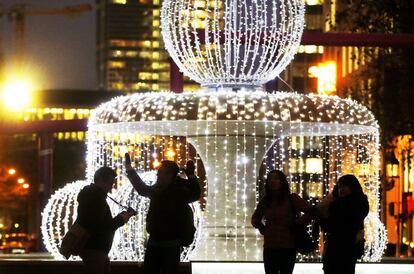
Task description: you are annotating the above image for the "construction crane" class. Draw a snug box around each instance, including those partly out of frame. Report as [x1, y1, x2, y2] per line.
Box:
[0, 3, 92, 70]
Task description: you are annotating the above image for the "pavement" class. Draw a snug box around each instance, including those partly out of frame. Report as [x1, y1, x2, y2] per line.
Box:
[0, 254, 413, 274]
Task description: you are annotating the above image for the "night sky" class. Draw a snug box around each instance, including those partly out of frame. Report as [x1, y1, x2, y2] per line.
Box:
[1, 0, 96, 90]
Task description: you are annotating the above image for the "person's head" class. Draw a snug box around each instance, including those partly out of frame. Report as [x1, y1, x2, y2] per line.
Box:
[337, 174, 363, 198]
[264, 170, 291, 204]
[157, 160, 180, 186]
[94, 167, 117, 193]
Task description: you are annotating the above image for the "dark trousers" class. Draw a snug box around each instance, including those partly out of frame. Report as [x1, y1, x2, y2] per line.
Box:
[144, 240, 181, 274]
[80, 249, 110, 274]
[263, 248, 296, 274]
[323, 243, 357, 274]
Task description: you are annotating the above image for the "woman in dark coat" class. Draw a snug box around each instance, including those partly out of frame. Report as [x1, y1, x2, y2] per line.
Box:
[320, 174, 369, 274]
[251, 170, 310, 274]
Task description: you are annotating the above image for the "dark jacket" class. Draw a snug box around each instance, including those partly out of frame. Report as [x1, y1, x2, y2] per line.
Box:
[321, 193, 369, 249]
[251, 193, 310, 248]
[76, 184, 125, 253]
[127, 170, 201, 241]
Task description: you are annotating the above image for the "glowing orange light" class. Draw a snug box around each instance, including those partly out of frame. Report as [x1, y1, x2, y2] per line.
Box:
[22, 183, 30, 189]
[153, 159, 161, 169]
[308, 61, 337, 95]
[165, 149, 176, 160]
[8, 168, 16, 175]
[17, 178, 25, 184]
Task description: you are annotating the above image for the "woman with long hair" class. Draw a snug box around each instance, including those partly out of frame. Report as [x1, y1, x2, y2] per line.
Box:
[251, 170, 310, 274]
[320, 174, 369, 274]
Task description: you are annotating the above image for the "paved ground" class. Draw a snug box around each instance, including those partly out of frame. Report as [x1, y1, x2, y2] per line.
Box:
[0, 254, 413, 274]
[192, 263, 414, 274]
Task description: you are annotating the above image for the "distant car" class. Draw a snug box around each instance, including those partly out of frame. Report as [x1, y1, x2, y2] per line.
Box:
[0, 233, 34, 254]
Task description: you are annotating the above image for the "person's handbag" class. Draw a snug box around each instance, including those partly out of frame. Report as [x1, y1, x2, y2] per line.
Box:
[59, 222, 90, 259]
[289, 195, 315, 255]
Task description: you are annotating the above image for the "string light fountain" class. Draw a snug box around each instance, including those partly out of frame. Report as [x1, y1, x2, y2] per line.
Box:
[42, 0, 386, 262]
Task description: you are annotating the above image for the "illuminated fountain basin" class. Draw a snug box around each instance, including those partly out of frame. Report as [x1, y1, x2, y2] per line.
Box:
[86, 88, 386, 261]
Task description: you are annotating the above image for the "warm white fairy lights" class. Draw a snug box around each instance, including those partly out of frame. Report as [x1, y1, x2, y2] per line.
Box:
[41, 180, 89, 260]
[84, 90, 386, 262]
[160, 0, 305, 87]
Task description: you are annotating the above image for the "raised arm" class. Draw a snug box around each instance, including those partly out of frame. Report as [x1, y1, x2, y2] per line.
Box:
[125, 153, 153, 198]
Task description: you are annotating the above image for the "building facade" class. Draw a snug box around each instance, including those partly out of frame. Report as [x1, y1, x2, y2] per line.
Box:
[96, 0, 170, 92]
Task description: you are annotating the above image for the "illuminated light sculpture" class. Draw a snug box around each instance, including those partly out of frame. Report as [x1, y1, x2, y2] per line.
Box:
[41, 180, 89, 260]
[42, 0, 387, 263]
[161, 0, 305, 87]
[87, 90, 386, 261]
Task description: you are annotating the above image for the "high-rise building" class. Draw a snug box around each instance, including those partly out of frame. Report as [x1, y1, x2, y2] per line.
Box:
[96, 0, 170, 92]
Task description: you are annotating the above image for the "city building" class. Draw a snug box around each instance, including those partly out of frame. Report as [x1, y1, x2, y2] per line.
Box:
[96, 0, 170, 92]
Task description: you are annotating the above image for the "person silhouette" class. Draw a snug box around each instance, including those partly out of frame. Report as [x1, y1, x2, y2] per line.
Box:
[320, 175, 369, 274]
[252, 170, 311, 274]
[124, 153, 201, 274]
[77, 166, 134, 274]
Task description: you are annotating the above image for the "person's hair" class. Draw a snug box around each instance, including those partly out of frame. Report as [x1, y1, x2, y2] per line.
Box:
[337, 174, 364, 196]
[264, 170, 291, 206]
[94, 167, 117, 184]
[159, 160, 180, 177]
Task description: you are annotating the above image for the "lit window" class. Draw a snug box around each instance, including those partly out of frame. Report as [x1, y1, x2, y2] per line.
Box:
[125, 51, 139, 57]
[108, 61, 126, 68]
[298, 45, 323, 54]
[306, 0, 323, 5]
[111, 0, 127, 4]
[305, 158, 323, 174]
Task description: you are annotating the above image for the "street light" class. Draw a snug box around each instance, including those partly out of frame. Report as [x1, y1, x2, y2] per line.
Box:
[165, 148, 176, 160]
[1, 77, 33, 112]
[386, 152, 400, 180]
[17, 178, 25, 184]
[7, 168, 16, 175]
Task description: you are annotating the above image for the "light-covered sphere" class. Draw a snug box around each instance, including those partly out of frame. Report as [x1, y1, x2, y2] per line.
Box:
[161, 0, 305, 87]
[41, 180, 89, 260]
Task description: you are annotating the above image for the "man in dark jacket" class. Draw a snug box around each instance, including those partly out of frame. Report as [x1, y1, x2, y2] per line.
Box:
[125, 153, 201, 274]
[77, 166, 134, 274]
